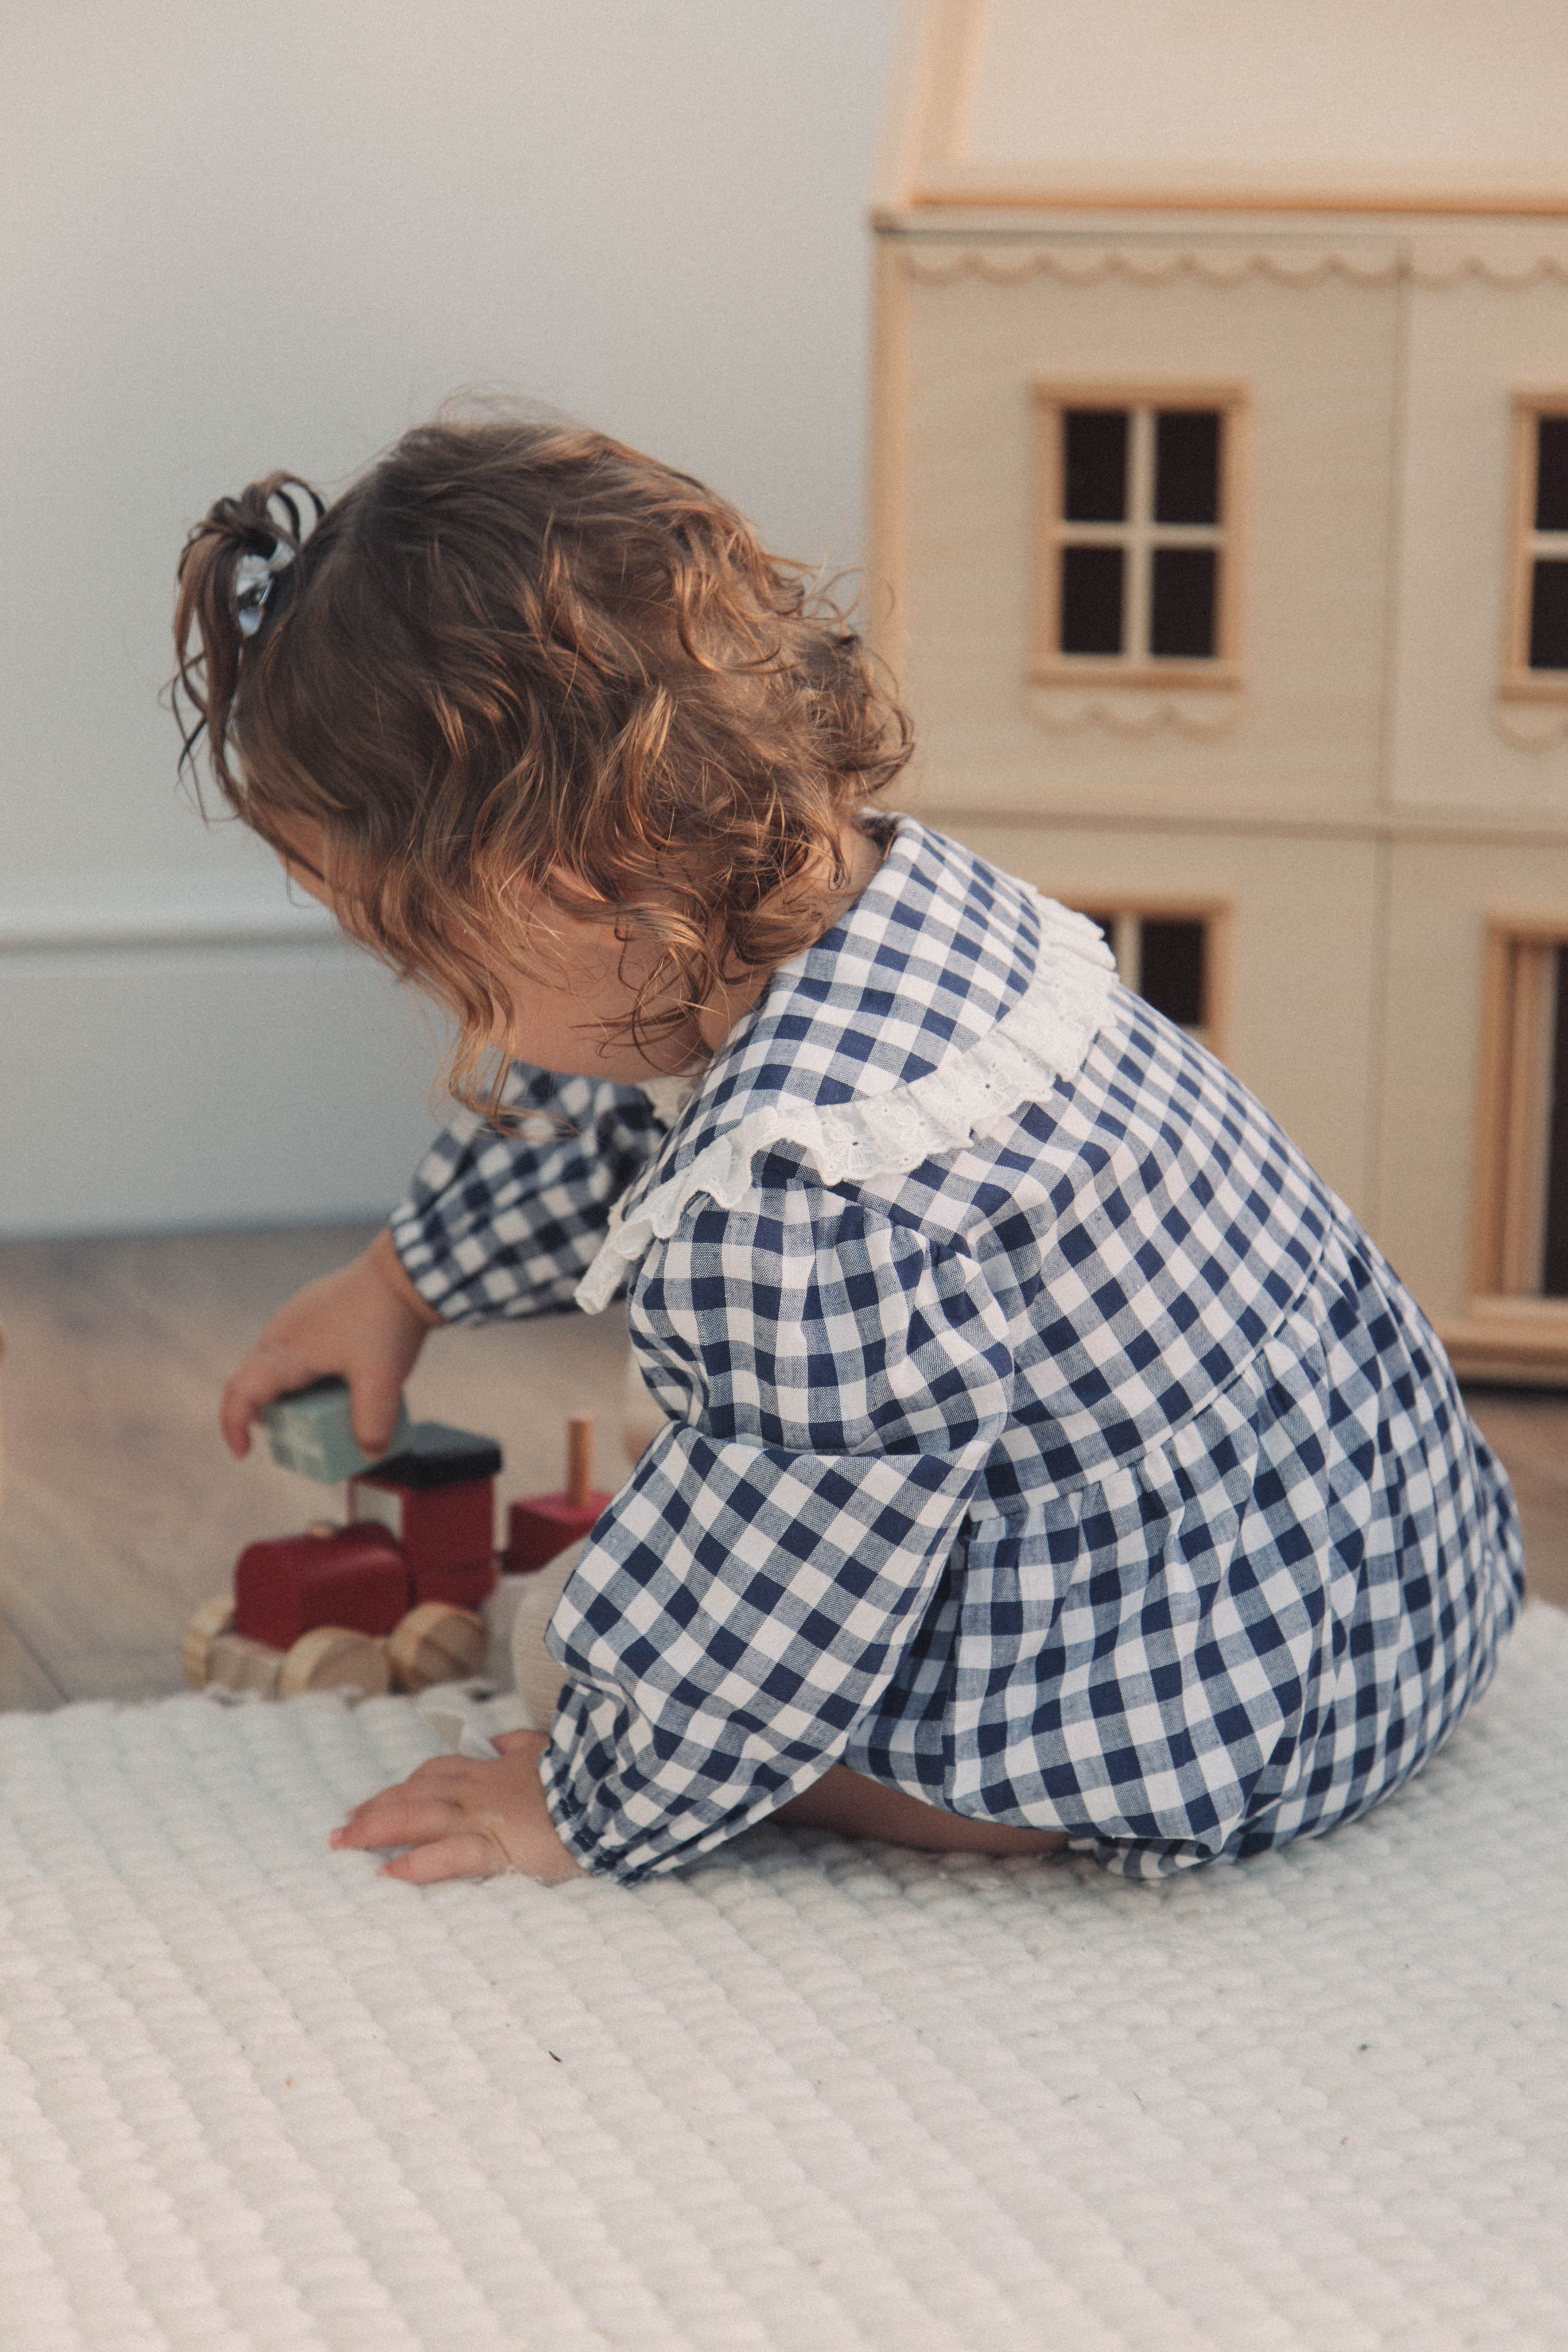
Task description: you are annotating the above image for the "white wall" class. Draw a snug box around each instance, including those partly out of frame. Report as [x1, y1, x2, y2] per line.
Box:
[0, 0, 902, 1233]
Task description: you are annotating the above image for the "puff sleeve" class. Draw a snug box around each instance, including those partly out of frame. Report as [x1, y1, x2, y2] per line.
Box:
[536, 1179, 1015, 1880]
[389, 1066, 666, 1323]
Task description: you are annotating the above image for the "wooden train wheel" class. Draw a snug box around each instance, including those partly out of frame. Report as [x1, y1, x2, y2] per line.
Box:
[205, 1631, 284, 1700]
[278, 1626, 391, 1700]
[387, 1602, 487, 1693]
[182, 1593, 236, 1689]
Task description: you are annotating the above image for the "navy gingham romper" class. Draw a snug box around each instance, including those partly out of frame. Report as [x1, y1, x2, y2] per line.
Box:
[392, 819, 1525, 1882]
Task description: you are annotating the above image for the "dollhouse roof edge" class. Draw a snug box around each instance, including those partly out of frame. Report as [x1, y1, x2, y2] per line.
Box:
[874, 0, 1568, 226]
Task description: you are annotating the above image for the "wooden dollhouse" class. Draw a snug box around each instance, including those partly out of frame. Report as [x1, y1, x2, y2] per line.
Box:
[871, 0, 1568, 1379]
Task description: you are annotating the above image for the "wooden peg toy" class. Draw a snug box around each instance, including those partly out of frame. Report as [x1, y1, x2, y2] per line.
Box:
[505, 1415, 614, 1573]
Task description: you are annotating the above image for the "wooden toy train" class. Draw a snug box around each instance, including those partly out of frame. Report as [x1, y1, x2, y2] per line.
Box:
[183, 1378, 612, 1701]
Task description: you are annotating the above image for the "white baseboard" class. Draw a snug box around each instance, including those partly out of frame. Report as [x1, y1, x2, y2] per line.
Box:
[0, 922, 449, 1236]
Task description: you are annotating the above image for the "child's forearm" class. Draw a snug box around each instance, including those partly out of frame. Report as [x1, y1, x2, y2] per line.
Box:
[366, 1224, 446, 1329]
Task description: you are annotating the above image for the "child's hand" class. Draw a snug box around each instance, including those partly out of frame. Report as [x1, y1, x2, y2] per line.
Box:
[220, 1227, 442, 1460]
[330, 1730, 584, 1883]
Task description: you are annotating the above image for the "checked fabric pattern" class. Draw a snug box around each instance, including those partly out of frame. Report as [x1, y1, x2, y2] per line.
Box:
[393, 820, 1524, 1883]
[391, 1069, 666, 1321]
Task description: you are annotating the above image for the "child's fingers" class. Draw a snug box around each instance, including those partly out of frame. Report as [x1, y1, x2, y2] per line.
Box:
[218, 1350, 318, 1458]
[380, 1831, 515, 1883]
[344, 1755, 490, 1811]
[491, 1729, 548, 1759]
[334, 1747, 576, 1883]
[332, 1794, 466, 1850]
[345, 1370, 405, 1459]
[218, 1367, 262, 1459]
[220, 1358, 399, 1462]
[335, 1759, 491, 1838]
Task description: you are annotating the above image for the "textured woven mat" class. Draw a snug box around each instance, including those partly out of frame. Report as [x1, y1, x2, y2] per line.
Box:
[3, 1608, 1566, 2352]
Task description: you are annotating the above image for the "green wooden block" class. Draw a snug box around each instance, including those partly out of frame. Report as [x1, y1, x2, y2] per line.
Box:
[262, 1377, 412, 1484]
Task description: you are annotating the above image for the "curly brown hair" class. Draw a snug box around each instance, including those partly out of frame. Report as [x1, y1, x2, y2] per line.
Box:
[172, 416, 912, 1115]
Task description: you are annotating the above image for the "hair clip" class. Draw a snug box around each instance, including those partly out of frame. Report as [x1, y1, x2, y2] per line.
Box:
[232, 481, 323, 640]
[234, 540, 297, 638]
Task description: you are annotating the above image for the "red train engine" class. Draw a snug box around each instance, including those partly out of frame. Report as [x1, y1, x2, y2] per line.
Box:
[184, 1382, 612, 1703]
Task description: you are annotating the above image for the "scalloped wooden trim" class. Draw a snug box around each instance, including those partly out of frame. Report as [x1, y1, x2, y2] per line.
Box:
[895, 246, 1568, 291]
[1026, 684, 1243, 739]
[901, 245, 1397, 288]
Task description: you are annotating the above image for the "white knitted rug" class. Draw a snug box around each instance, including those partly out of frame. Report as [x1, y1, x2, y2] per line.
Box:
[3, 1610, 1566, 2352]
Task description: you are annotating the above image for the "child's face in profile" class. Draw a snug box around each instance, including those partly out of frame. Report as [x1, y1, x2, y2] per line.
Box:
[270, 816, 733, 1083]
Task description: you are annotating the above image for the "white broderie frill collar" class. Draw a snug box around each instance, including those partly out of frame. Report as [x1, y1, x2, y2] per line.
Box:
[574, 823, 1116, 1313]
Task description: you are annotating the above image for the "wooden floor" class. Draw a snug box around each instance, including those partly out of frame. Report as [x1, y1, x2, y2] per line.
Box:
[0, 1223, 1562, 1710]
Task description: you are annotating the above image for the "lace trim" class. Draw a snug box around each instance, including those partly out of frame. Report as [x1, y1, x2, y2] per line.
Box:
[574, 900, 1116, 1313]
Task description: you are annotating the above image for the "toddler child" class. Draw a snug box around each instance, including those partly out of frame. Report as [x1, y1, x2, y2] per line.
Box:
[175, 418, 1524, 1886]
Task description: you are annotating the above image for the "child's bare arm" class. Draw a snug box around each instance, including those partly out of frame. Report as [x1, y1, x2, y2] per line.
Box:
[330, 1731, 584, 1883]
[220, 1227, 442, 1461]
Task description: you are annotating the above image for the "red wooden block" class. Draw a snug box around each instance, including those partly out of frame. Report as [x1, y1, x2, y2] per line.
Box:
[233, 1525, 410, 1648]
[347, 1475, 495, 1577]
[505, 1490, 613, 1574]
[411, 1556, 498, 1611]
[348, 1424, 501, 1581]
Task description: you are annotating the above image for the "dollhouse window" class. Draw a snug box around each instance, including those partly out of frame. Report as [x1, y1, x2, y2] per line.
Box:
[1036, 389, 1243, 683]
[1075, 906, 1217, 1049]
[1503, 402, 1568, 695]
